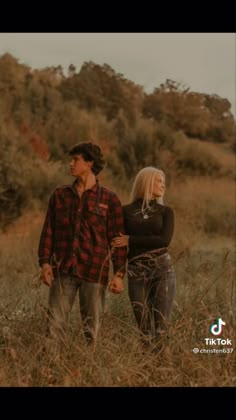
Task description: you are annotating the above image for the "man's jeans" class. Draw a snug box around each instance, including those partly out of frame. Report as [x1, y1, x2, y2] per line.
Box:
[47, 274, 106, 344]
[127, 252, 176, 339]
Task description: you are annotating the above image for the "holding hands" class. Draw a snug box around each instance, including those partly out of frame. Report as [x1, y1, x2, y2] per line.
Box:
[109, 233, 128, 294]
[108, 275, 124, 294]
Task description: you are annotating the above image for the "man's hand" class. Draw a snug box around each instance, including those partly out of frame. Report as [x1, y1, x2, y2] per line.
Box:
[40, 263, 54, 287]
[109, 275, 124, 294]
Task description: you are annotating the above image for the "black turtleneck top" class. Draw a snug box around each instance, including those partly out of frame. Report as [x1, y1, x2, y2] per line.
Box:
[123, 199, 174, 260]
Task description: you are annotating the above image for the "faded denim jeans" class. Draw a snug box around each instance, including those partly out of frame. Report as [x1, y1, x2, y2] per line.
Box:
[127, 251, 176, 340]
[47, 274, 106, 344]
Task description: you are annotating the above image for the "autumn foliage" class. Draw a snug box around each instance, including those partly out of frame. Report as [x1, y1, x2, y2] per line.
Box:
[0, 53, 235, 227]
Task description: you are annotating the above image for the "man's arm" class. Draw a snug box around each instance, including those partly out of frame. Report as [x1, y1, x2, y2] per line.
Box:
[107, 193, 127, 282]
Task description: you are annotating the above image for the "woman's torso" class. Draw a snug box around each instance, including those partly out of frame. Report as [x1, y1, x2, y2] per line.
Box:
[123, 199, 174, 260]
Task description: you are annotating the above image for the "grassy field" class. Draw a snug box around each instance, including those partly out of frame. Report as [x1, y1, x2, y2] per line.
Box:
[0, 199, 235, 387]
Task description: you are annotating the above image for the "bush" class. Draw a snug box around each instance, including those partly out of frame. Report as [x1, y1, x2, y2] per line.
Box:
[175, 142, 221, 176]
[0, 131, 70, 227]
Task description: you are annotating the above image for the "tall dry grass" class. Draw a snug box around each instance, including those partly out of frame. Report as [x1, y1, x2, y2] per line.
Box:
[0, 174, 235, 387]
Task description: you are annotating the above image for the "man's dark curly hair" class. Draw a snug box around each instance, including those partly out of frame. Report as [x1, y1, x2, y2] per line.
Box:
[69, 142, 105, 175]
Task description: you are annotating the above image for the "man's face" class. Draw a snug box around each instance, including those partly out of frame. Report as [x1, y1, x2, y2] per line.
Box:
[69, 154, 93, 177]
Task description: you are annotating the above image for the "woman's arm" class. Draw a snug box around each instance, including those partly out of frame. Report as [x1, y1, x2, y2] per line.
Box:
[129, 207, 174, 248]
[112, 206, 174, 249]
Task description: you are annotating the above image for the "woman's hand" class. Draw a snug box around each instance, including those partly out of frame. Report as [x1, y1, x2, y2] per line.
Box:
[111, 233, 129, 248]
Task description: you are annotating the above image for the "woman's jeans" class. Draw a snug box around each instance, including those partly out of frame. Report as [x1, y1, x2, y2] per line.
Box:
[128, 252, 176, 339]
[47, 274, 106, 344]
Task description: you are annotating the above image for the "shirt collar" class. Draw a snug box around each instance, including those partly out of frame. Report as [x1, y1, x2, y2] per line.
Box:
[71, 178, 99, 196]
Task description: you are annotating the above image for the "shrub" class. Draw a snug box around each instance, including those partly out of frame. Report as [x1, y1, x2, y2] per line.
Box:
[0, 131, 69, 227]
[175, 142, 221, 176]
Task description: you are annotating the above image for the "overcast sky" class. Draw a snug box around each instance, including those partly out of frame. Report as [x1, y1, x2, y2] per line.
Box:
[0, 33, 235, 115]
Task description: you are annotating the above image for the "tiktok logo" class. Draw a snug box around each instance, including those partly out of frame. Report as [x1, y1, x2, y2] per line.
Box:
[210, 318, 226, 336]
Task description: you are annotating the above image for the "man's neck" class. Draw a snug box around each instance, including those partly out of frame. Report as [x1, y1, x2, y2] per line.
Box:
[76, 173, 96, 193]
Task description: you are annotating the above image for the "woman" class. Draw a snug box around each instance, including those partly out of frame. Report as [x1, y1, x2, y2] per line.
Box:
[111, 167, 176, 345]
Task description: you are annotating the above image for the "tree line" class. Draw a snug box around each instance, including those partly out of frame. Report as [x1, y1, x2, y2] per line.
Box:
[0, 53, 235, 227]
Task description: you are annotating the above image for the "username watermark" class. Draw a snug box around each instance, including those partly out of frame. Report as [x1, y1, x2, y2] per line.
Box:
[192, 347, 234, 354]
[192, 318, 234, 355]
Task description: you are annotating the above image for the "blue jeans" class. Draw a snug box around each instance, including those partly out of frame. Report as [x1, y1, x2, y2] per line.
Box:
[47, 274, 106, 343]
[127, 252, 176, 339]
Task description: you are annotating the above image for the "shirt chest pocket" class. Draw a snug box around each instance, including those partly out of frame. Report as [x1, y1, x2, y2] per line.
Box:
[87, 204, 108, 230]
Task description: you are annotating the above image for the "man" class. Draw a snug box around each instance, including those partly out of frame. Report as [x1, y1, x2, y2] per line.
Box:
[38, 142, 126, 346]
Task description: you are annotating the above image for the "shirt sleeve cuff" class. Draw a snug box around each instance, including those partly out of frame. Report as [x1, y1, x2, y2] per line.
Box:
[38, 257, 51, 267]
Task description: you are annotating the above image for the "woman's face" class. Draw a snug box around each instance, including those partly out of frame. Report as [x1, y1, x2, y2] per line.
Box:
[152, 173, 165, 198]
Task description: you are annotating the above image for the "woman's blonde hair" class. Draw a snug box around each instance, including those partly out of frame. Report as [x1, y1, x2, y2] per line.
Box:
[130, 167, 165, 213]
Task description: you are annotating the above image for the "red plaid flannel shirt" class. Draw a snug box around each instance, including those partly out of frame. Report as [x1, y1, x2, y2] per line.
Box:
[38, 180, 127, 285]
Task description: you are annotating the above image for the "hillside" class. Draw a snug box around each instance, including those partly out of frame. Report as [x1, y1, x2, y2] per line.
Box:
[0, 53, 235, 228]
